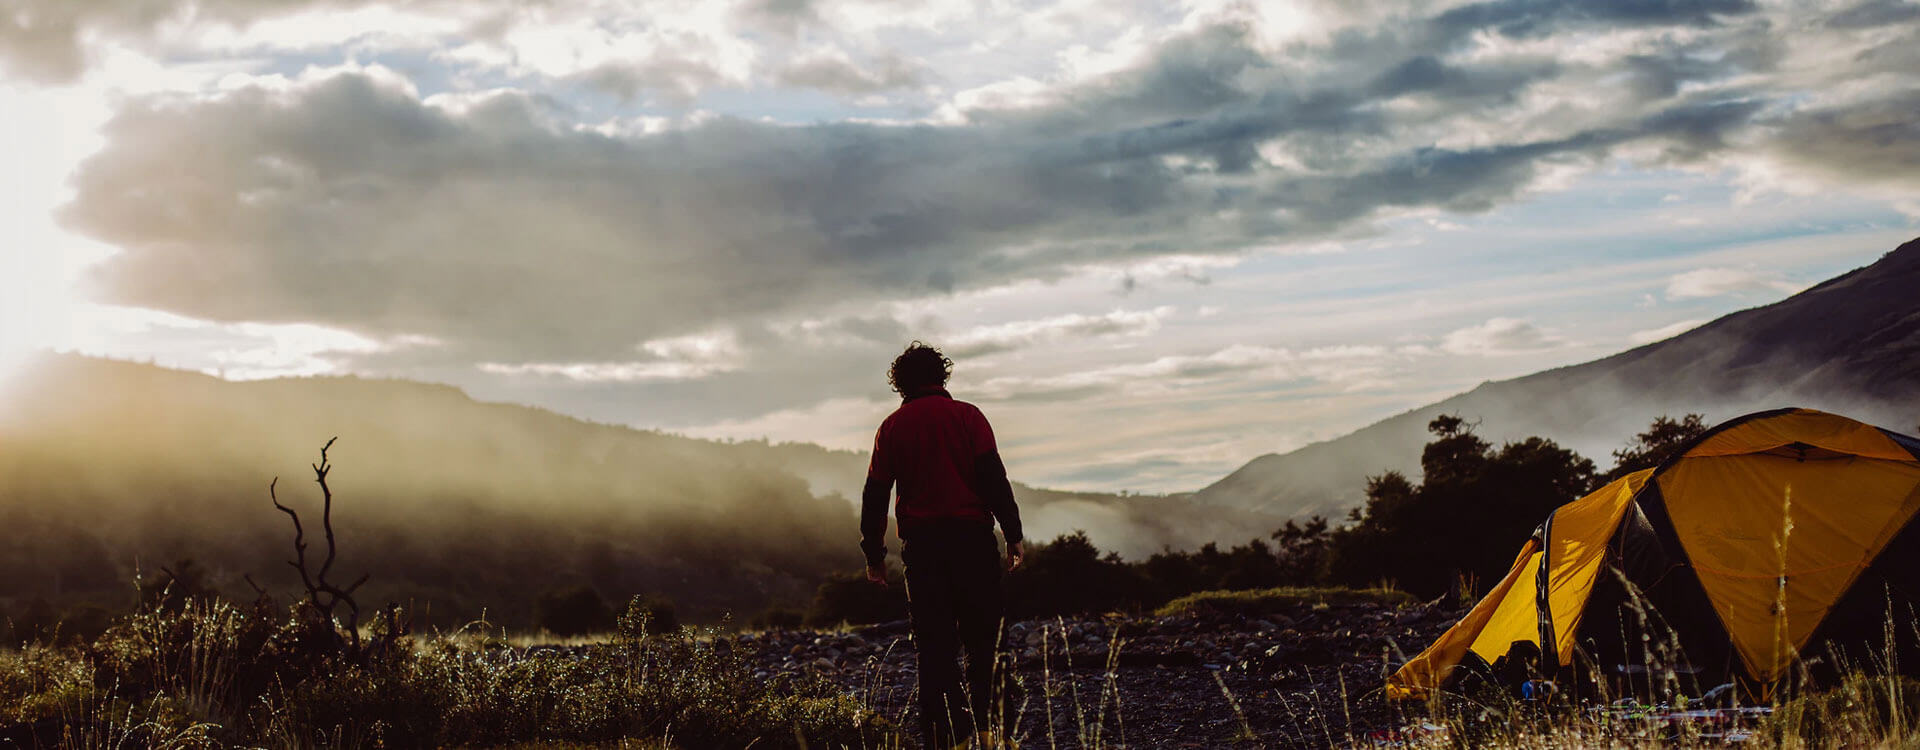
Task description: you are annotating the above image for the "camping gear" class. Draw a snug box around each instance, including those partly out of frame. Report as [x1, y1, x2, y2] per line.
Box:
[1387, 408, 1920, 700]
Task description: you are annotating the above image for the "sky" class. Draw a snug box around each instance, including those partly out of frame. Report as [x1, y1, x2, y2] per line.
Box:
[1, 0, 1916, 494]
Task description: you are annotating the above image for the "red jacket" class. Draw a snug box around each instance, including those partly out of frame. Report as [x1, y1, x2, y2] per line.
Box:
[860, 387, 1023, 566]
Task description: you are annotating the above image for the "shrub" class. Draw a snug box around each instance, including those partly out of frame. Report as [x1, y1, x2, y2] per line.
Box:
[1006, 531, 1142, 617]
[10, 598, 57, 645]
[138, 558, 221, 613]
[621, 594, 678, 635]
[805, 572, 906, 627]
[0, 642, 95, 723]
[534, 585, 616, 637]
[1769, 674, 1920, 746]
[749, 606, 805, 631]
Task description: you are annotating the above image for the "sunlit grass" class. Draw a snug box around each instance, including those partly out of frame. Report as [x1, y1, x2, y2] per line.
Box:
[7, 586, 1920, 749]
[1154, 585, 1415, 617]
[0, 598, 892, 749]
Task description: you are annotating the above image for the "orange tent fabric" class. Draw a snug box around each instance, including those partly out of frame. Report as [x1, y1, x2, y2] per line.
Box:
[1386, 409, 1920, 698]
[1386, 471, 1649, 698]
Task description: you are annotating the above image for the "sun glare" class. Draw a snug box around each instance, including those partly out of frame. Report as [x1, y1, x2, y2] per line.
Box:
[0, 84, 112, 381]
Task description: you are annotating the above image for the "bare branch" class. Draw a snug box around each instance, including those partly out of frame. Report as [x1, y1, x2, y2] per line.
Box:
[266, 437, 375, 658]
[269, 477, 317, 593]
[316, 436, 339, 585]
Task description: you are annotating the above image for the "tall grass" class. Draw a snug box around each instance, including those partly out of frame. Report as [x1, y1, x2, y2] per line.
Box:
[1393, 566, 1920, 750]
[2, 597, 890, 748]
[9, 586, 1920, 748]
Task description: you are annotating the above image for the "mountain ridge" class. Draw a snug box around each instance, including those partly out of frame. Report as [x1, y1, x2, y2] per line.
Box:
[1193, 236, 1920, 518]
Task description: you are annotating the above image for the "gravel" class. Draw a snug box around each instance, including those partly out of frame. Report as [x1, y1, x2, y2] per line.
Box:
[733, 597, 1467, 748]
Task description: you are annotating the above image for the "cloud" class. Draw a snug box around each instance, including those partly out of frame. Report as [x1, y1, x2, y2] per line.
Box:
[1628, 318, 1707, 345]
[58, 304, 432, 380]
[23, 0, 1920, 434]
[0, 0, 459, 83]
[772, 50, 927, 95]
[60, 38, 1778, 366]
[972, 343, 1399, 403]
[736, 0, 823, 36]
[973, 346, 1281, 403]
[1760, 91, 1920, 191]
[944, 307, 1173, 357]
[477, 330, 746, 383]
[569, 57, 728, 105]
[1428, 0, 1757, 42]
[477, 360, 732, 383]
[1826, 0, 1920, 30]
[1440, 317, 1564, 355]
[5, 0, 1917, 500]
[1665, 268, 1808, 299]
[680, 396, 893, 453]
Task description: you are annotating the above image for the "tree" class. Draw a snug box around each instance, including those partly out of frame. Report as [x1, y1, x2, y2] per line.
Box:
[1006, 531, 1141, 617]
[1326, 471, 1418, 590]
[534, 585, 615, 636]
[1327, 415, 1596, 598]
[749, 607, 804, 631]
[1604, 413, 1708, 482]
[265, 438, 409, 657]
[1270, 516, 1331, 584]
[139, 558, 219, 612]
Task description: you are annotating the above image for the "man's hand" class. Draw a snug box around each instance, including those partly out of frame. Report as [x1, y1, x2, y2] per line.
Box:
[1006, 541, 1025, 572]
[865, 563, 888, 587]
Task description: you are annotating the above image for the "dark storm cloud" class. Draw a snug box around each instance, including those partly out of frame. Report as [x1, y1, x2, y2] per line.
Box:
[1853, 26, 1920, 75]
[736, 0, 822, 36]
[1612, 22, 1782, 100]
[1826, 0, 1920, 28]
[1031, 23, 1274, 127]
[1763, 91, 1920, 185]
[62, 72, 1006, 360]
[1429, 0, 1757, 41]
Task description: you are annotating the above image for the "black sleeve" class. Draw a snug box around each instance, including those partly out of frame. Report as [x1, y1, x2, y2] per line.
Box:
[860, 475, 892, 568]
[975, 451, 1023, 545]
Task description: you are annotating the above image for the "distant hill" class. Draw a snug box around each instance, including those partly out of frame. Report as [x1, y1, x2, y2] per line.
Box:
[717, 435, 1269, 559]
[0, 354, 1280, 626]
[1194, 236, 1920, 519]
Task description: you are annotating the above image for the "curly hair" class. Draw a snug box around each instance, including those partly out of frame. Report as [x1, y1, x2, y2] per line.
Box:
[888, 341, 953, 394]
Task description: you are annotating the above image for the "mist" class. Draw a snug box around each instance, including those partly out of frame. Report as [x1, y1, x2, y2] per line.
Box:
[0, 353, 861, 626]
[1194, 239, 1920, 518]
[0, 353, 1286, 627]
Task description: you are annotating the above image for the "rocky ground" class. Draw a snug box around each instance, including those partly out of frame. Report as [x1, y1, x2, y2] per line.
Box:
[734, 598, 1467, 748]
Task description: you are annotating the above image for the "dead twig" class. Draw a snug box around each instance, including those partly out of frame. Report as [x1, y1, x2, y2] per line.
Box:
[268, 437, 370, 653]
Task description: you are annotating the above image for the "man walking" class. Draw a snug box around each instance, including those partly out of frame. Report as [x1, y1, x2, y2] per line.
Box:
[861, 341, 1025, 749]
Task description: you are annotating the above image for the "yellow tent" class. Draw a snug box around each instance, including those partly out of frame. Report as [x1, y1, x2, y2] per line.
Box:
[1387, 408, 1920, 700]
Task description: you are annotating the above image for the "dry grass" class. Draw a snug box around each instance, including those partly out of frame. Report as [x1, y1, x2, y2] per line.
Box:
[1385, 673, 1920, 750]
[1381, 576, 1920, 750]
[1154, 585, 1415, 618]
[8, 587, 1920, 749]
[0, 598, 890, 749]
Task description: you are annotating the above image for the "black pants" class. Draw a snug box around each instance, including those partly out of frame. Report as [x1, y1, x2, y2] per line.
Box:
[902, 522, 1008, 748]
